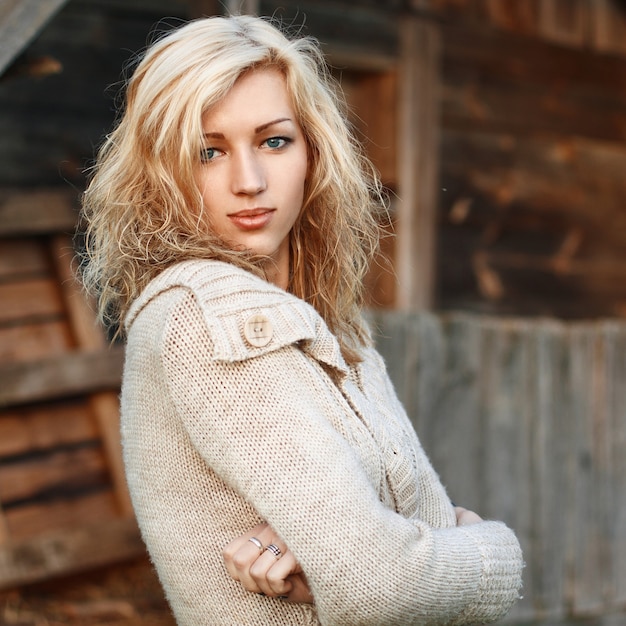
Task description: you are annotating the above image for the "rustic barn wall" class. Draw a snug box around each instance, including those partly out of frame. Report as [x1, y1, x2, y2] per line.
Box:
[0, 0, 196, 590]
[436, 20, 626, 319]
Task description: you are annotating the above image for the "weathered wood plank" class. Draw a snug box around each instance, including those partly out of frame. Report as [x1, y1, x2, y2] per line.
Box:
[339, 69, 398, 186]
[0, 279, 65, 325]
[607, 325, 626, 607]
[187, 0, 223, 18]
[4, 490, 119, 543]
[50, 235, 101, 350]
[565, 328, 604, 615]
[0, 445, 107, 503]
[525, 321, 569, 620]
[418, 314, 484, 511]
[440, 22, 626, 157]
[0, 189, 78, 237]
[538, 0, 588, 48]
[0, 347, 124, 408]
[485, 0, 539, 34]
[0, 321, 72, 363]
[259, 0, 398, 62]
[591, 0, 626, 56]
[51, 235, 134, 517]
[0, 505, 7, 545]
[0, 239, 49, 280]
[442, 20, 626, 98]
[0, 402, 98, 458]
[0, 516, 144, 589]
[437, 130, 626, 318]
[442, 78, 626, 143]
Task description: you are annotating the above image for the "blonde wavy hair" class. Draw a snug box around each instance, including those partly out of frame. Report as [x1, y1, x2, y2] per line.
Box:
[80, 15, 385, 363]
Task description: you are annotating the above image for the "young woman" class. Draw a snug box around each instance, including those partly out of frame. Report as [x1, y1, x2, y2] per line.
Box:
[80, 15, 523, 626]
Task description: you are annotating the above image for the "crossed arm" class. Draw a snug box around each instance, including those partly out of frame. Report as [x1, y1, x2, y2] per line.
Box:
[223, 507, 484, 603]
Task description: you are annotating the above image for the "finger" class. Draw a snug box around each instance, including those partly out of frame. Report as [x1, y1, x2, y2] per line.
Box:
[231, 542, 273, 592]
[265, 551, 300, 597]
[249, 545, 292, 597]
[284, 573, 314, 603]
[223, 523, 268, 582]
[223, 521, 268, 559]
[459, 510, 482, 525]
[454, 506, 483, 526]
[232, 526, 279, 587]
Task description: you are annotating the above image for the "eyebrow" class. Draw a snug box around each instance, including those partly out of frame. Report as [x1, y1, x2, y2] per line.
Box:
[255, 117, 292, 133]
[203, 117, 293, 139]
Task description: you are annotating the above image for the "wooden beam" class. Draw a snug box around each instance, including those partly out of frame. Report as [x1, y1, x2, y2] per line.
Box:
[395, 17, 441, 310]
[0, 517, 144, 590]
[0, 189, 77, 237]
[51, 235, 135, 517]
[0, 0, 69, 77]
[0, 347, 124, 409]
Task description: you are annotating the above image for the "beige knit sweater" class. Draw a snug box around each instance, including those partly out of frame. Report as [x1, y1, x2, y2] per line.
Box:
[121, 259, 523, 626]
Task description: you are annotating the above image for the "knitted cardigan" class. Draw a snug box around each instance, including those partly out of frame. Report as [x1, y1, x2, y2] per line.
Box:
[121, 259, 523, 626]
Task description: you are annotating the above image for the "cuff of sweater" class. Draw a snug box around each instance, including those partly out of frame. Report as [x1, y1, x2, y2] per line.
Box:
[448, 521, 524, 625]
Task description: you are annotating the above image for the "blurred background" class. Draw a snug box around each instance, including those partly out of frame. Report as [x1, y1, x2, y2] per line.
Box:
[0, 0, 625, 624]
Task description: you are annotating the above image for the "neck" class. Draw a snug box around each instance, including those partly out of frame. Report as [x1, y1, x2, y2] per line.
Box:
[262, 238, 290, 290]
[262, 255, 289, 290]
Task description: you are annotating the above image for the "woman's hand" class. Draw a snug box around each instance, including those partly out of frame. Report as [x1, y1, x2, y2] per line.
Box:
[454, 506, 483, 526]
[223, 522, 313, 603]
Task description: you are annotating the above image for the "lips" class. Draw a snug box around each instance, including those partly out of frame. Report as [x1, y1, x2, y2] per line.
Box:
[227, 208, 275, 231]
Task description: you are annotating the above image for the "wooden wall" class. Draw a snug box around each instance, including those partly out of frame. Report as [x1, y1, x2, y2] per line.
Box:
[0, 0, 196, 589]
[436, 18, 626, 319]
[0, 205, 141, 588]
[397, 0, 626, 318]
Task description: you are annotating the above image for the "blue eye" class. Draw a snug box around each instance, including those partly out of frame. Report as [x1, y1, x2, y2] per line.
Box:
[200, 147, 220, 162]
[264, 137, 290, 149]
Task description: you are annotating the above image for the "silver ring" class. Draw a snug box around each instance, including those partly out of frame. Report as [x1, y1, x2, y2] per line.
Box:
[248, 537, 264, 552]
[265, 543, 282, 559]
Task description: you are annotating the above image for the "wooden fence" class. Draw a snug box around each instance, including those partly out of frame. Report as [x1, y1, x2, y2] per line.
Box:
[369, 311, 626, 624]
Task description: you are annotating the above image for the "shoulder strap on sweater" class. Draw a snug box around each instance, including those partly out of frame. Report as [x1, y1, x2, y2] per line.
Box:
[125, 259, 348, 374]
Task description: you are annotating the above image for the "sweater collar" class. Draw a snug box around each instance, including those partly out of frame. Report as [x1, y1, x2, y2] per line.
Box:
[126, 260, 349, 377]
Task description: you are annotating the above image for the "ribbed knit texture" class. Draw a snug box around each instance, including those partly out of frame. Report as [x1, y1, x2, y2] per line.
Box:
[121, 259, 523, 625]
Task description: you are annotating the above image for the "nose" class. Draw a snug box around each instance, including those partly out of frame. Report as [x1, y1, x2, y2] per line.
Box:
[231, 149, 266, 196]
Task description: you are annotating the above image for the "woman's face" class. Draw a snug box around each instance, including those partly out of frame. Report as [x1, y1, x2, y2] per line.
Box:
[194, 68, 308, 288]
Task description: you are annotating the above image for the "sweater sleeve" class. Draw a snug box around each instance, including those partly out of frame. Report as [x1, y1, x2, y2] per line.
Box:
[159, 288, 522, 626]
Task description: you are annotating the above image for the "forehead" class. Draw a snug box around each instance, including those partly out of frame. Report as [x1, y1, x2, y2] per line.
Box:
[201, 68, 297, 130]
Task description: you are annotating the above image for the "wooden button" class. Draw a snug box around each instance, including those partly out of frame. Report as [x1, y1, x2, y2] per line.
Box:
[244, 314, 273, 347]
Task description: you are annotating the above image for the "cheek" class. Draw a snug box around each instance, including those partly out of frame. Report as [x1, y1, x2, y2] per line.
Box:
[194, 169, 220, 210]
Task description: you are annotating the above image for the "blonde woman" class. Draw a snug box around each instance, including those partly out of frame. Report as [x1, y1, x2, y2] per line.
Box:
[80, 15, 523, 626]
